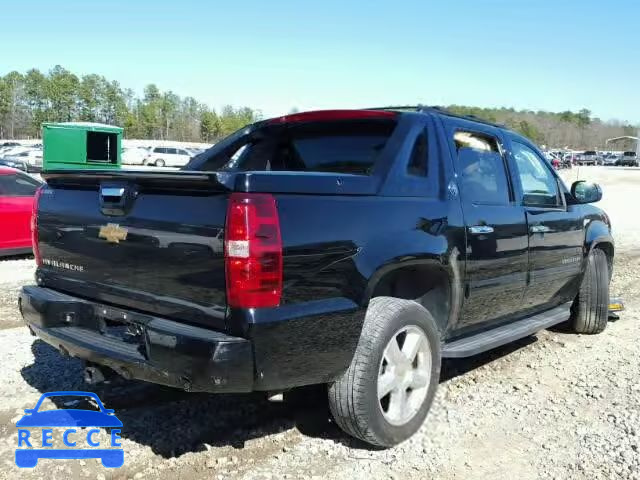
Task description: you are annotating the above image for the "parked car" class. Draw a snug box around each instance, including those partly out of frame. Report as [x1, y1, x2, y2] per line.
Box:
[3, 149, 43, 171]
[563, 153, 580, 166]
[143, 146, 192, 167]
[0, 158, 29, 171]
[0, 142, 22, 154]
[0, 145, 32, 157]
[617, 151, 638, 167]
[602, 154, 619, 166]
[21, 108, 615, 448]
[559, 155, 573, 169]
[544, 152, 565, 170]
[581, 150, 599, 165]
[186, 147, 205, 156]
[121, 147, 150, 165]
[0, 167, 42, 256]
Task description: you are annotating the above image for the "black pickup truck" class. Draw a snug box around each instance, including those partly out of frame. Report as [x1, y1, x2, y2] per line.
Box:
[20, 107, 614, 447]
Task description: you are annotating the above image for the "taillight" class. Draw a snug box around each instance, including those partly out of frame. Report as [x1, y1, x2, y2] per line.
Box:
[225, 193, 282, 308]
[31, 186, 43, 266]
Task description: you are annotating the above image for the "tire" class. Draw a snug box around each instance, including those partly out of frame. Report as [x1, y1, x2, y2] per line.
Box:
[570, 248, 609, 334]
[155, 158, 165, 167]
[328, 297, 441, 447]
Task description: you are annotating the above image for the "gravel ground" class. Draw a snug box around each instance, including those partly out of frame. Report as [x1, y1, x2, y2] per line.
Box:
[0, 166, 638, 480]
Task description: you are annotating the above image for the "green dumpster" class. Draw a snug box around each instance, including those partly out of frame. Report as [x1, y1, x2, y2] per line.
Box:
[42, 122, 123, 170]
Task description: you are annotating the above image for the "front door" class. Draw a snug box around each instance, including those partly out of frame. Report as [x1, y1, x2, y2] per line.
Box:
[508, 139, 584, 309]
[442, 119, 529, 330]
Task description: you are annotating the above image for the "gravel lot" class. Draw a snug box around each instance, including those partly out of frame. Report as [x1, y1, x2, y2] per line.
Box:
[0, 166, 638, 480]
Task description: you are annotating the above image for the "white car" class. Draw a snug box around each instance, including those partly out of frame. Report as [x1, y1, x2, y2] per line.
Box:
[1, 146, 30, 157]
[4, 148, 43, 167]
[144, 147, 192, 167]
[122, 147, 150, 165]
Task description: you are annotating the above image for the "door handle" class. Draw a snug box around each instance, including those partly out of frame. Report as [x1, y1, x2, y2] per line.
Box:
[530, 225, 551, 234]
[468, 225, 494, 234]
[100, 187, 125, 198]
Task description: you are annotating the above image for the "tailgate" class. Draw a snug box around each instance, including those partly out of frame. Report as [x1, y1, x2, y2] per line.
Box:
[36, 170, 233, 330]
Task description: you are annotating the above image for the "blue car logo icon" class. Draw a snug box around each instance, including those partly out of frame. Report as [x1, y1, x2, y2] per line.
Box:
[15, 391, 124, 468]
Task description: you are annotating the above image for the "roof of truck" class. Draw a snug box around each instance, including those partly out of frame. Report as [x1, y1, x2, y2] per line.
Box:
[372, 105, 507, 129]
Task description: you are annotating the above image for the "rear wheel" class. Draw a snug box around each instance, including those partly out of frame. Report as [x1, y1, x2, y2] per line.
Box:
[328, 297, 441, 447]
[570, 248, 609, 334]
[155, 158, 165, 167]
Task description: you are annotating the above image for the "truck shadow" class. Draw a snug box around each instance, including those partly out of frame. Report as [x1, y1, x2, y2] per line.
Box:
[21, 334, 539, 455]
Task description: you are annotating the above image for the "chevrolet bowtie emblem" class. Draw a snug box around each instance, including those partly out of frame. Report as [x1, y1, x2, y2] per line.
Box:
[99, 223, 128, 244]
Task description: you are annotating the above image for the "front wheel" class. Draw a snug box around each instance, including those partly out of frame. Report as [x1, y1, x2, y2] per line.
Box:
[570, 249, 610, 334]
[328, 297, 441, 447]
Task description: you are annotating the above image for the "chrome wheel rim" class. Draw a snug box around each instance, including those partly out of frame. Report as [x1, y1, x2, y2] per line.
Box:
[377, 325, 431, 426]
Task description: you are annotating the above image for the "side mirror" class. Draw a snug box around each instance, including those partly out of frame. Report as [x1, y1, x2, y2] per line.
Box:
[571, 181, 602, 204]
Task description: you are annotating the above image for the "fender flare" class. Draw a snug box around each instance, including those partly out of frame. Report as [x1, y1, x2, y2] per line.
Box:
[362, 249, 464, 334]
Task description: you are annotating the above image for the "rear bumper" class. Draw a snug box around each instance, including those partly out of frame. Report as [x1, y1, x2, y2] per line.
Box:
[19, 286, 254, 393]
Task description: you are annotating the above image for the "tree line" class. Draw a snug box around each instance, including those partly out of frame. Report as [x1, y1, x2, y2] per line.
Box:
[445, 105, 638, 150]
[0, 66, 260, 143]
[0, 66, 637, 149]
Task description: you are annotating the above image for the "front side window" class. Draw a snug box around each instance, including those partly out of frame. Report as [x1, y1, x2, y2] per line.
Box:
[511, 142, 560, 207]
[455, 131, 510, 205]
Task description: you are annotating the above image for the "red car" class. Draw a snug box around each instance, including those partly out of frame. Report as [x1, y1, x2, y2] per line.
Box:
[0, 167, 42, 256]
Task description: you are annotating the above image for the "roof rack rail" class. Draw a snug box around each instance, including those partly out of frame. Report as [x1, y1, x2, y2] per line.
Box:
[367, 105, 430, 112]
[367, 105, 506, 129]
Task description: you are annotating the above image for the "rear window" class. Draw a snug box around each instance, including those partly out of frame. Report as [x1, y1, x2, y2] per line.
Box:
[584, 151, 596, 155]
[624, 151, 636, 157]
[190, 119, 396, 175]
[0, 173, 41, 196]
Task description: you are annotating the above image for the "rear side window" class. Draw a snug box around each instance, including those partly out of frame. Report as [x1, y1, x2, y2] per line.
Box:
[454, 131, 510, 205]
[0, 173, 40, 196]
[407, 131, 428, 176]
[193, 119, 396, 175]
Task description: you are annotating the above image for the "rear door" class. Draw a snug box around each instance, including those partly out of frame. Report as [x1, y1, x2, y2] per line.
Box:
[507, 138, 584, 310]
[442, 119, 529, 329]
[0, 172, 39, 249]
